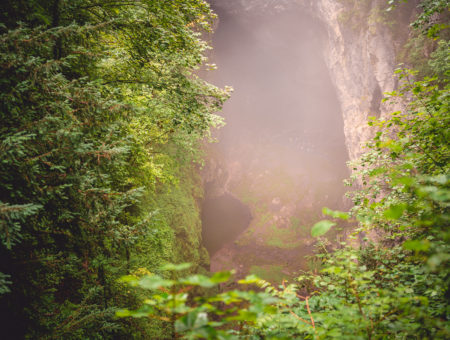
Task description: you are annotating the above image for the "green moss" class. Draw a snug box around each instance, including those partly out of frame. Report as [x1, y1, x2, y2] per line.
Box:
[264, 224, 303, 249]
[256, 212, 272, 227]
[234, 227, 255, 246]
[290, 216, 311, 238]
[290, 216, 301, 229]
[131, 149, 209, 277]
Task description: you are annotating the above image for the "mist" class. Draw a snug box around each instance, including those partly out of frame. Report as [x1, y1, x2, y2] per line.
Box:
[202, 1, 350, 279]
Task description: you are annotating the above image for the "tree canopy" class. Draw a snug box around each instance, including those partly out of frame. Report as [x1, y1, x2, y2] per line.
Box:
[0, 0, 228, 338]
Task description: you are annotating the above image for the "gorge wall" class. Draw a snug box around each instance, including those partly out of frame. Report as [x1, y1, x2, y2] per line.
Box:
[202, 0, 416, 280]
[305, 0, 417, 160]
[209, 0, 416, 160]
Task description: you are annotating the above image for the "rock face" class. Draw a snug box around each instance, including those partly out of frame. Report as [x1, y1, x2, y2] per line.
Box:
[311, 0, 388, 159]
[305, 0, 408, 160]
[202, 0, 415, 280]
[210, 0, 412, 160]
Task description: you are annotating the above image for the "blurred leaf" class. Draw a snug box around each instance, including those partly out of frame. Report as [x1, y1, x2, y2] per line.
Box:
[115, 309, 132, 317]
[175, 311, 208, 332]
[311, 220, 336, 237]
[210, 271, 233, 284]
[161, 263, 192, 271]
[181, 274, 216, 288]
[403, 239, 430, 252]
[226, 310, 257, 322]
[237, 275, 261, 285]
[383, 203, 407, 220]
[322, 207, 349, 220]
[138, 275, 175, 290]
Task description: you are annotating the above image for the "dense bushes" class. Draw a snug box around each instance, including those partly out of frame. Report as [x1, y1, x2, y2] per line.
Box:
[0, 1, 227, 338]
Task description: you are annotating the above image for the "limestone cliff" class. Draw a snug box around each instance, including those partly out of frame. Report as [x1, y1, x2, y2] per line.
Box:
[304, 0, 417, 160]
[210, 0, 415, 160]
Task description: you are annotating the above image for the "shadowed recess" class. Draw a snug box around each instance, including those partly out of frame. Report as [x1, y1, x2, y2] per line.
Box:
[201, 193, 252, 255]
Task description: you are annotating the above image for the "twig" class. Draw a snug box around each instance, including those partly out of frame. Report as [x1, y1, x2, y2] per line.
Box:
[305, 297, 316, 330]
[296, 293, 307, 300]
[289, 310, 311, 325]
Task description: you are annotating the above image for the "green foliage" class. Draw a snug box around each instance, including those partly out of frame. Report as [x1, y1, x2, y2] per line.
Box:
[310, 207, 349, 237]
[398, 0, 449, 79]
[411, 0, 450, 37]
[429, 40, 450, 80]
[311, 22, 448, 336]
[311, 220, 336, 237]
[0, 0, 227, 338]
[118, 267, 281, 339]
[0, 272, 12, 295]
[322, 207, 350, 220]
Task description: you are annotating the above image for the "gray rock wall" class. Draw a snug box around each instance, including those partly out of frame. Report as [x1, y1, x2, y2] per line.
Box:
[306, 0, 404, 160]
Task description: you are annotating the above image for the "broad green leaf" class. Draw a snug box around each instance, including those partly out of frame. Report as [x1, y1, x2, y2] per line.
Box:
[175, 311, 208, 332]
[161, 263, 192, 271]
[115, 309, 132, 317]
[403, 239, 430, 252]
[327, 328, 344, 337]
[237, 274, 261, 284]
[428, 174, 449, 185]
[429, 189, 450, 202]
[383, 203, 407, 219]
[393, 176, 415, 186]
[322, 207, 349, 220]
[138, 275, 175, 290]
[311, 220, 336, 237]
[369, 167, 387, 177]
[180, 274, 216, 287]
[427, 253, 450, 270]
[226, 310, 257, 322]
[118, 275, 138, 285]
[210, 271, 233, 284]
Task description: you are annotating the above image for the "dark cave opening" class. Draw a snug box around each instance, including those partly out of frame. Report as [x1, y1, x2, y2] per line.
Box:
[201, 192, 252, 255]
